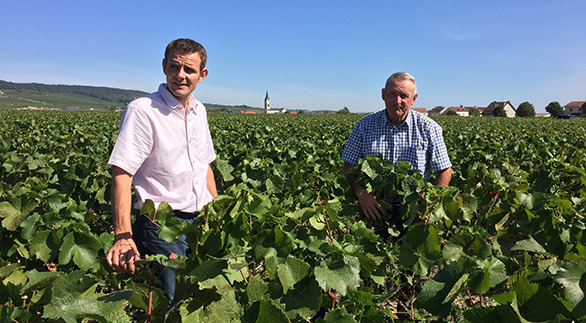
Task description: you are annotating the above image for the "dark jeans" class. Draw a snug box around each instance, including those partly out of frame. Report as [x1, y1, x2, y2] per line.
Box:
[132, 211, 196, 301]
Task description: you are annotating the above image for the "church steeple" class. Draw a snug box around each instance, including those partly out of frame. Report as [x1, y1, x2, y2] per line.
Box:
[264, 90, 271, 113]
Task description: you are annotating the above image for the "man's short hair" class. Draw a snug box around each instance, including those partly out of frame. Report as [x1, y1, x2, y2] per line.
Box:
[164, 38, 207, 71]
[385, 72, 417, 96]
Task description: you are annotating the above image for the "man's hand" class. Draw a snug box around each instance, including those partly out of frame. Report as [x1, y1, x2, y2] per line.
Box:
[357, 191, 384, 221]
[343, 161, 385, 221]
[106, 236, 140, 274]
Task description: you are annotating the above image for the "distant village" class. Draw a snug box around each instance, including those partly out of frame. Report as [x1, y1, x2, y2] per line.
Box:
[15, 90, 585, 118]
[421, 100, 584, 118]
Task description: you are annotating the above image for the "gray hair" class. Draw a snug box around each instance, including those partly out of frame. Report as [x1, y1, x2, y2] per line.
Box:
[384, 72, 417, 96]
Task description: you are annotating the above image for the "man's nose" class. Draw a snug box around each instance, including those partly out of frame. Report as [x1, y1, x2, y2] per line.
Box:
[177, 67, 186, 78]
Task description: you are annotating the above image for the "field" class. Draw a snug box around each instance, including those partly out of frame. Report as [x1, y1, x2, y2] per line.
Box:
[1, 110, 585, 322]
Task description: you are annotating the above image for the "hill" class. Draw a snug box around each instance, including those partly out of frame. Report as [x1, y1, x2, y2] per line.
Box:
[0, 80, 149, 109]
[0, 80, 263, 111]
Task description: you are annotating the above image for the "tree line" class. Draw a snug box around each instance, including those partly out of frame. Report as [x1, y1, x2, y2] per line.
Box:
[0, 80, 148, 105]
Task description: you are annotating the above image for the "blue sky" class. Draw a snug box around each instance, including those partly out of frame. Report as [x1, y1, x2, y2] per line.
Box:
[1, 1, 585, 113]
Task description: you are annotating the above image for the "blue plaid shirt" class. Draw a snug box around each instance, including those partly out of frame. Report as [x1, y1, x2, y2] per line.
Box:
[341, 109, 451, 182]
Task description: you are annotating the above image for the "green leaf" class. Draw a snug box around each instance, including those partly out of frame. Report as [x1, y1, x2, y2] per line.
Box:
[42, 271, 131, 322]
[58, 232, 102, 271]
[511, 278, 570, 322]
[128, 282, 169, 317]
[320, 306, 357, 323]
[0, 201, 23, 231]
[22, 269, 60, 294]
[510, 236, 547, 254]
[281, 277, 322, 320]
[442, 230, 491, 261]
[29, 230, 53, 262]
[246, 276, 269, 303]
[443, 273, 469, 304]
[2, 267, 27, 286]
[473, 257, 507, 294]
[203, 284, 243, 322]
[277, 257, 311, 294]
[314, 255, 361, 296]
[309, 213, 326, 230]
[43, 289, 132, 323]
[244, 192, 273, 217]
[399, 223, 441, 276]
[20, 212, 41, 240]
[553, 260, 586, 306]
[256, 299, 288, 323]
[189, 258, 228, 289]
[418, 258, 468, 316]
[459, 194, 478, 222]
[215, 158, 235, 182]
[462, 305, 522, 323]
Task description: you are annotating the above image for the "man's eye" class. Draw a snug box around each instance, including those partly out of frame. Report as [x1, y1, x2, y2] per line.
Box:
[184, 67, 195, 74]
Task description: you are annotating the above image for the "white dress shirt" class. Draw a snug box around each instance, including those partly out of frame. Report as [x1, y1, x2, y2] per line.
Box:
[108, 84, 216, 212]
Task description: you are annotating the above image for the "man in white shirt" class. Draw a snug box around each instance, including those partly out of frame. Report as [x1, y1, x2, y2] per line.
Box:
[106, 38, 217, 300]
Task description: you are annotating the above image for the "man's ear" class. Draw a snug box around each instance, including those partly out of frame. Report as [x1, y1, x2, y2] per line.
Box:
[198, 68, 208, 83]
[162, 59, 167, 74]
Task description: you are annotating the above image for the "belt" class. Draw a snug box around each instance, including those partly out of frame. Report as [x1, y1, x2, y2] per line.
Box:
[135, 210, 199, 220]
[173, 210, 199, 219]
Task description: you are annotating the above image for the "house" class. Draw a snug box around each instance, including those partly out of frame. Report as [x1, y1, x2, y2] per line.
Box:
[535, 113, 551, 118]
[482, 101, 516, 117]
[448, 106, 469, 117]
[411, 108, 428, 116]
[428, 106, 449, 116]
[564, 101, 584, 116]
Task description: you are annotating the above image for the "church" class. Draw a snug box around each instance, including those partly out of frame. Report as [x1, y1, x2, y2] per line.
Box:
[264, 90, 287, 114]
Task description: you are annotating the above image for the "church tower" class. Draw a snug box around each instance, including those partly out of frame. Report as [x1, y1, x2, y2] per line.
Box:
[264, 90, 270, 113]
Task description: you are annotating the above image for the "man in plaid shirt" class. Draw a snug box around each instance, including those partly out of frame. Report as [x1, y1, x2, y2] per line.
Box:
[341, 72, 452, 222]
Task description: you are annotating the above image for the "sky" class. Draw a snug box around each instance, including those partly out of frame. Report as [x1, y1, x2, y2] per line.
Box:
[1, 1, 585, 113]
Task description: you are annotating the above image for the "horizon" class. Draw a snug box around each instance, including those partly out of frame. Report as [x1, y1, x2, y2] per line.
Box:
[1, 1, 585, 113]
[3, 79, 577, 114]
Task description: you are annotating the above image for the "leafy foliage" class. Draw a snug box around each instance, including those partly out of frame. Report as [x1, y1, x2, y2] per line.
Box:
[492, 105, 507, 117]
[516, 101, 535, 117]
[468, 107, 481, 117]
[546, 101, 565, 117]
[0, 111, 585, 321]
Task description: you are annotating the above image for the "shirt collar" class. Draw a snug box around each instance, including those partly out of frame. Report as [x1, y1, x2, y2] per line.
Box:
[158, 83, 198, 113]
[380, 109, 412, 129]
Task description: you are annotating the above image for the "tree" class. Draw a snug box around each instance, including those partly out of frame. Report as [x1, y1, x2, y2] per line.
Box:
[337, 106, 350, 114]
[516, 101, 536, 117]
[469, 107, 481, 117]
[582, 101, 586, 115]
[493, 105, 506, 117]
[545, 101, 564, 117]
[446, 109, 458, 116]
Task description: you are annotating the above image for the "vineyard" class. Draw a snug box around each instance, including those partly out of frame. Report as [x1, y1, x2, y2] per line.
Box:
[1, 110, 585, 322]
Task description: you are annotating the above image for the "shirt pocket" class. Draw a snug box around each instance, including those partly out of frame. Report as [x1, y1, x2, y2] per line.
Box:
[407, 140, 428, 173]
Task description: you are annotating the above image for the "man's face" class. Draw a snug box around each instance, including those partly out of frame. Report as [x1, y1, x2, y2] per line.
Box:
[163, 49, 208, 106]
[382, 79, 418, 125]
